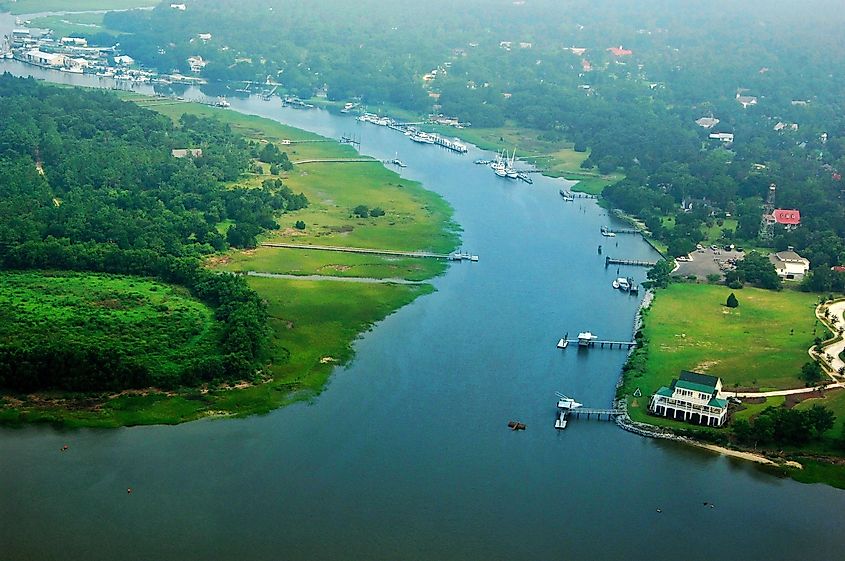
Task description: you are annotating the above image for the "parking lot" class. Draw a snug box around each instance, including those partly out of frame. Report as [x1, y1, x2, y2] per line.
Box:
[674, 245, 746, 279]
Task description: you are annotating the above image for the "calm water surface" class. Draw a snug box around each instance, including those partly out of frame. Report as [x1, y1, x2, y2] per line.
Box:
[1, 17, 844, 559]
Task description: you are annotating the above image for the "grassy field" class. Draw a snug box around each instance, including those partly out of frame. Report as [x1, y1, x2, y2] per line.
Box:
[3, 0, 157, 14]
[429, 122, 623, 194]
[622, 283, 822, 425]
[142, 100, 460, 260]
[30, 12, 123, 37]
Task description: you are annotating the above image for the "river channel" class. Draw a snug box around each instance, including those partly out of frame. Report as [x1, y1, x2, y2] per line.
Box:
[2, 12, 845, 559]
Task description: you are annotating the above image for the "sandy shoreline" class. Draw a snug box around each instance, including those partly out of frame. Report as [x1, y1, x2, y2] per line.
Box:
[693, 441, 803, 469]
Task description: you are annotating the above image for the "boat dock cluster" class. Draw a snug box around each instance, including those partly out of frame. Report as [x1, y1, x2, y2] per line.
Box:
[356, 113, 468, 153]
[3, 23, 207, 85]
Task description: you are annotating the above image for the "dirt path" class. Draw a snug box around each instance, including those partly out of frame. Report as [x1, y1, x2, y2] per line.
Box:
[815, 299, 845, 375]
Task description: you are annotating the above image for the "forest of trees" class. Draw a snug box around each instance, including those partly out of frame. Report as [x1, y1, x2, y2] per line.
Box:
[0, 74, 305, 391]
[94, 0, 844, 275]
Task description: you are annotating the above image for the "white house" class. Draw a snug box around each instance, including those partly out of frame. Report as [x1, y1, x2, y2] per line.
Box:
[695, 117, 720, 128]
[114, 55, 135, 66]
[769, 248, 810, 280]
[187, 55, 206, 72]
[709, 132, 734, 143]
[649, 371, 729, 427]
[736, 93, 758, 108]
[171, 148, 203, 158]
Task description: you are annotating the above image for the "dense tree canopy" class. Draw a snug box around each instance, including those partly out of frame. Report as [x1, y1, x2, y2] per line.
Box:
[0, 74, 309, 391]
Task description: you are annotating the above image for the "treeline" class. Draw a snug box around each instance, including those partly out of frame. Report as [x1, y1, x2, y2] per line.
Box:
[0, 74, 309, 391]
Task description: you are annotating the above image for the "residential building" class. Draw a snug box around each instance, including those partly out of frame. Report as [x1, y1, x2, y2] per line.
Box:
[769, 248, 810, 280]
[607, 46, 633, 56]
[708, 132, 734, 143]
[736, 93, 758, 108]
[171, 148, 203, 158]
[649, 371, 729, 427]
[695, 117, 720, 128]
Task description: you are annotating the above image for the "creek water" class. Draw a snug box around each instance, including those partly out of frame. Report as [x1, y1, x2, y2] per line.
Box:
[2, 14, 845, 560]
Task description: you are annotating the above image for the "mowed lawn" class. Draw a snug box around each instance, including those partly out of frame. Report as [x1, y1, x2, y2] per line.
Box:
[624, 284, 821, 416]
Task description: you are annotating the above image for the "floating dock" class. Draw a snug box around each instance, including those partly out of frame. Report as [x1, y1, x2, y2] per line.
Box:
[554, 392, 623, 430]
[605, 256, 658, 267]
[433, 136, 468, 153]
[601, 226, 640, 235]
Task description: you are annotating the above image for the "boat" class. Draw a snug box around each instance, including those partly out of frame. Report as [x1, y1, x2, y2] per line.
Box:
[557, 338, 569, 349]
[559, 189, 574, 201]
[341, 102, 355, 113]
[475, 159, 491, 165]
[214, 97, 230, 108]
[601, 230, 616, 237]
[612, 277, 631, 291]
[491, 150, 508, 176]
[555, 410, 568, 430]
[504, 148, 519, 178]
[392, 158, 407, 168]
[410, 131, 436, 144]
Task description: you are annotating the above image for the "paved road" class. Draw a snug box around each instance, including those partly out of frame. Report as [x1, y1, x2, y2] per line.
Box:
[817, 300, 845, 374]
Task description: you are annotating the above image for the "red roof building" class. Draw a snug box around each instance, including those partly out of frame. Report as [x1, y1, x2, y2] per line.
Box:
[581, 59, 592, 71]
[832, 266, 845, 273]
[607, 46, 633, 56]
[772, 209, 801, 226]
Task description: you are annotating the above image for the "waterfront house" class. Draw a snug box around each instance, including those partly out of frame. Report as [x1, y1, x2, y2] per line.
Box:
[708, 132, 734, 143]
[649, 371, 729, 427]
[769, 248, 810, 280]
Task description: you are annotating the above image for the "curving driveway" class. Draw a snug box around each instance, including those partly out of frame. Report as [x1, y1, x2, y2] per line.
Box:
[817, 299, 845, 375]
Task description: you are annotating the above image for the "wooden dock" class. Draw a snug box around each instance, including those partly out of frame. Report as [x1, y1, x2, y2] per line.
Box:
[601, 226, 640, 235]
[261, 242, 477, 261]
[555, 405, 623, 430]
[605, 256, 658, 268]
[566, 408, 623, 420]
[561, 339, 636, 349]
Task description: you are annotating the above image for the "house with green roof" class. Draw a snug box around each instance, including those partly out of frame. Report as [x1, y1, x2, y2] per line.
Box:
[649, 371, 729, 427]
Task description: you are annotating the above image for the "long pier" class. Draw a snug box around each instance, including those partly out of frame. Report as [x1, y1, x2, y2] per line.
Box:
[291, 158, 381, 165]
[605, 256, 658, 267]
[601, 226, 640, 235]
[562, 339, 636, 349]
[260, 242, 451, 259]
[260, 243, 479, 262]
[567, 408, 623, 420]
[433, 136, 468, 153]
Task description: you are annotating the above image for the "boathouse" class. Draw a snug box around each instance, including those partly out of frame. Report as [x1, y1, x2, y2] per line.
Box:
[649, 371, 728, 427]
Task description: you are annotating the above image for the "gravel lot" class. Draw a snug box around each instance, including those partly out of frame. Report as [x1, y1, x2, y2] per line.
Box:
[674, 246, 745, 279]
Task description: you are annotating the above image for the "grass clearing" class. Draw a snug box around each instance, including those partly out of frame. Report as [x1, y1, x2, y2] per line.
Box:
[3, 0, 158, 14]
[30, 13, 123, 37]
[622, 283, 822, 425]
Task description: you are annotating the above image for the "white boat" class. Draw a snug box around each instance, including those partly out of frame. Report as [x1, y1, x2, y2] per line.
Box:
[555, 410, 568, 430]
[504, 148, 519, 178]
[613, 277, 630, 291]
[557, 338, 569, 349]
[601, 230, 616, 237]
[214, 97, 230, 108]
[559, 189, 574, 201]
[410, 131, 436, 144]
